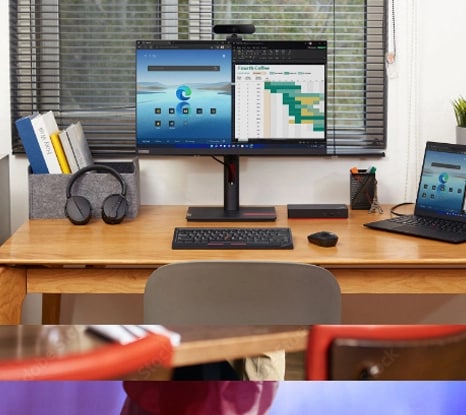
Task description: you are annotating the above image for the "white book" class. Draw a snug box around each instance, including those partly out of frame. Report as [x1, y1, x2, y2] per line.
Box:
[86, 325, 181, 346]
[30, 111, 62, 174]
[65, 121, 94, 169]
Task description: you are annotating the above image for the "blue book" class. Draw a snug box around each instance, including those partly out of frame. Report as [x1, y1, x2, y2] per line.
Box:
[15, 113, 49, 174]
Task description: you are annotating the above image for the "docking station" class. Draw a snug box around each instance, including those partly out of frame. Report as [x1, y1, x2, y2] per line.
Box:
[287, 204, 348, 219]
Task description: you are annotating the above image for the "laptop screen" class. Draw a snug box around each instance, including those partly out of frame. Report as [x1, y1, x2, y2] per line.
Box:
[415, 141, 466, 221]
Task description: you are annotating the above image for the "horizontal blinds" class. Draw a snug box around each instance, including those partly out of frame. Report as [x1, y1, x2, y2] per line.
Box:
[10, 0, 163, 156]
[10, 0, 386, 156]
[211, 0, 387, 154]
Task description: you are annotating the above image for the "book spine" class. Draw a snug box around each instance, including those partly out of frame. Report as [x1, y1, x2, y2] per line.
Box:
[15, 115, 49, 174]
[67, 122, 94, 169]
[30, 114, 62, 174]
[58, 130, 79, 173]
[50, 132, 71, 174]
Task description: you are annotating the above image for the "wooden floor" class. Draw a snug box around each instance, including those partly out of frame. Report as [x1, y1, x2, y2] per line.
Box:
[285, 351, 306, 380]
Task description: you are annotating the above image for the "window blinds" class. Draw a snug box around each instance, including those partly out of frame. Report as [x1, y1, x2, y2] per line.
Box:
[10, 0, 386, 156]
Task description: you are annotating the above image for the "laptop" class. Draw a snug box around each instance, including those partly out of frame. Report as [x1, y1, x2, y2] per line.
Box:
[364, 141, 466, 243]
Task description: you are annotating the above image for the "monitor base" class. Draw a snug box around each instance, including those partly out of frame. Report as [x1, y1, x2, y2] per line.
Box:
[186, 206, 277, 222]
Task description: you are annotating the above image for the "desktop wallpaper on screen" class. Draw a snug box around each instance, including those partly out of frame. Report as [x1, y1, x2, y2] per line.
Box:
[136, 45, 232, 147]
[416, 147, 466, 214]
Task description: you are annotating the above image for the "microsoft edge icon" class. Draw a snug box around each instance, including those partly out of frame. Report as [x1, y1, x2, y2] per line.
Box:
[176, 85, 192, 101]
[439, 172, 449, 184]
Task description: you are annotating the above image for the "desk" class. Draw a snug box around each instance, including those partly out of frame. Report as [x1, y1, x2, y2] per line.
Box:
[0, 325, 307, 379]
[1, 205, 466, 324]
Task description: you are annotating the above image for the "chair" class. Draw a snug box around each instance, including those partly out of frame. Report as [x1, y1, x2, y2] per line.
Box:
[0, 330, 174, 380]
[143, 261, 341, 380]
[120, 260, 342, 413]
[144, 261, 341, 325]
[306, 325, 466, 380]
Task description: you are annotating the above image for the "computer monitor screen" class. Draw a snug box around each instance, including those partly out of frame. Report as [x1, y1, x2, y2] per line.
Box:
[135, 39, 327, 221]
[136, 41, 233, 149]
[136, 39, 327, 155]
[233, 41, 326, 148]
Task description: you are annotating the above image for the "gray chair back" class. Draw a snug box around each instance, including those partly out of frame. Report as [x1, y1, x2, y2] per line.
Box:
[144, 261, 341, 325]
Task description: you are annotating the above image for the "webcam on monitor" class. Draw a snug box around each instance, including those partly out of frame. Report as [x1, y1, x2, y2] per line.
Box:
[213, 24, 255, 35]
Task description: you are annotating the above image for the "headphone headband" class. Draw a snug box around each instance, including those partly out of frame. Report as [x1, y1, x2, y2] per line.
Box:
[66, 164, 127, 198]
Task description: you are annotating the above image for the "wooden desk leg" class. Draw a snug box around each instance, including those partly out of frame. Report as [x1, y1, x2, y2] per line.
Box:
[0, 267, 26, 324]
[42, 294, 62, 324]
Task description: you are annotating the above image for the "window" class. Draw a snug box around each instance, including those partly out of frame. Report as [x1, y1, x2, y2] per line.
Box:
[10, 0, 387, 156]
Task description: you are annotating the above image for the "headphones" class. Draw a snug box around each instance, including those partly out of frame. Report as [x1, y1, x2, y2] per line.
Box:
[65, 164, 129, 225]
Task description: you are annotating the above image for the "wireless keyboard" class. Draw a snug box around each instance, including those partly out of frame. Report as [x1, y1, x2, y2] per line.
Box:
[172, 227, 294, 249]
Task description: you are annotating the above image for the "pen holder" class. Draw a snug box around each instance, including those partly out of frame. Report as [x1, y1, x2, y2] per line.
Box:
[350, 172, 376, 210]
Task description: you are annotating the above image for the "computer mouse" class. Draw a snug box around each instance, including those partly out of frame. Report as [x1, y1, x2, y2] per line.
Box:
[307, 231, 338, 247]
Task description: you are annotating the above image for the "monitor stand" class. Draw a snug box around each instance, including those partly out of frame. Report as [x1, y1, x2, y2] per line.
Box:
[186, 155, 276, 222]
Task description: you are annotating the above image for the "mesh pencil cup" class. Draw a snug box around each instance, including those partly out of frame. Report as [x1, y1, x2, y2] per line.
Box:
[350, 172, 376, 210]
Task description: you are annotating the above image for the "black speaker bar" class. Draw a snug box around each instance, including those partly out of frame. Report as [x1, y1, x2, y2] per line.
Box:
[213, 24, 256, 35]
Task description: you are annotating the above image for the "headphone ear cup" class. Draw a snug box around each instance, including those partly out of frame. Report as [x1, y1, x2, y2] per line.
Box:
[65, 195, 92, 225]
[101, 194, 128, 224]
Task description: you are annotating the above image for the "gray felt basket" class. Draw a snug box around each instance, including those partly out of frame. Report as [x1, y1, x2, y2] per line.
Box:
[28, 158, 140, 219]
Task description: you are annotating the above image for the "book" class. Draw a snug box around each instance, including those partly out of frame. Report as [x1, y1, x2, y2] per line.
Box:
[30, 111, 62, 174]
[64, 121, 94, 170]
[15, 113, 49, 174]
[86, 325, 181, 346]
[58, 129, 80, 173]
[15, 111, 62, 174]
[50, 132, 71, 174]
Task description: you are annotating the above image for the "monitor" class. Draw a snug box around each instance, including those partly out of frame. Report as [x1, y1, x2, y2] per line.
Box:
[136, 39, 327, 221]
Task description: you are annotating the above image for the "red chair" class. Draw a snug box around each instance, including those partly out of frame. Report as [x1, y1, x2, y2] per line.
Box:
[306, 325, 466, 380]
[0, 331, 174, 380]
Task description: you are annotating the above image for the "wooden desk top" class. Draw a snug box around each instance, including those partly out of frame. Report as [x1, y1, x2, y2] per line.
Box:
[1, 204, 465, 268]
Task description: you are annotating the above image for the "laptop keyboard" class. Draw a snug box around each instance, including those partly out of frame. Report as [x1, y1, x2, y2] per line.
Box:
[388, 215, 466, 234]
[172, 227, 294, 249]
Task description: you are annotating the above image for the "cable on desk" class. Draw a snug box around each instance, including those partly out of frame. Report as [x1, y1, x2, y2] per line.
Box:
[390, 202, 415, 216]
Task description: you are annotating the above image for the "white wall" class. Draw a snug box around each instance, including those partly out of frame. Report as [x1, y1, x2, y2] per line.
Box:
[2, 1, 466, 324]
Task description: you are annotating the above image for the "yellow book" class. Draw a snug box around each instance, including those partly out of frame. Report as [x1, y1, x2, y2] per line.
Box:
[50, 131, 71, 174]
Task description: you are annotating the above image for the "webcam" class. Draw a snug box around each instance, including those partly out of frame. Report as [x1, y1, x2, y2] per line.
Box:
[213, 24, 255, 35]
